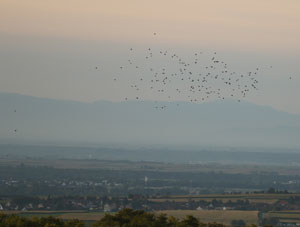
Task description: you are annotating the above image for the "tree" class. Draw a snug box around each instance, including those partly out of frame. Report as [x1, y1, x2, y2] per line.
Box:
[154, 214, 169, 227]
[0, 213, 85, 227]
[179, 215, 200, 227]
[267, 188, 275, 194]
[65, 219, 85, 227]
[231, 219, 246, 227]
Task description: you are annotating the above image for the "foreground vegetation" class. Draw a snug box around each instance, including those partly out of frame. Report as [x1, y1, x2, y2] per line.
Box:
[0, 209, 257, 227]
[0, 213, 84, 227]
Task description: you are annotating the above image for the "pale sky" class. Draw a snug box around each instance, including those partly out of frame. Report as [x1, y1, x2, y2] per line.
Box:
[0, 0, 299, 113]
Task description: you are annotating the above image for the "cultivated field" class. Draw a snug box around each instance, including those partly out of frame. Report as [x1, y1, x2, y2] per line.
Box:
[150, 193, 300, 204]
[58, 212, 107, 221]
[267, 210, 300, 224]
[154, 210, 258, 225]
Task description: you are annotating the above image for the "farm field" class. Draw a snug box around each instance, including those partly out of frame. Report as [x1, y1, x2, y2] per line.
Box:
[154, 210, 259, 225]
[58, 212, 107, 221]
[150, 193, 300, 204]
[267, 210, 300, 224]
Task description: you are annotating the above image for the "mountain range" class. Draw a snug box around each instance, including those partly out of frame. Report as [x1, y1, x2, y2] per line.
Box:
[0, 92, 299, 149]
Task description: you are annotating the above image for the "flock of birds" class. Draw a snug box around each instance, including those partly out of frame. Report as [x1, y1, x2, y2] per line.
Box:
[97, 35, 270, 110]
[94, 40, 294, 111]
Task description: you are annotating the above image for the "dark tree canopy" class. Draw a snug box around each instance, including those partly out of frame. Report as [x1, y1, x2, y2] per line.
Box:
[0, 209, 255, 227]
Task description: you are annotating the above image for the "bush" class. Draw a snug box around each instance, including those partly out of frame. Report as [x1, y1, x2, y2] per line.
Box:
[231, 219, 246, 227]
[0, 213, 84, 227]
[93, 209, 225, 227]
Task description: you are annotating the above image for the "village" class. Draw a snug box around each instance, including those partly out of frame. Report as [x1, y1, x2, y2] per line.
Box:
[1, 192, 300, 212]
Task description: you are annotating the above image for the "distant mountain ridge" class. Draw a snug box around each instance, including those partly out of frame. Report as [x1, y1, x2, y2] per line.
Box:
[0, 92, 299, 148]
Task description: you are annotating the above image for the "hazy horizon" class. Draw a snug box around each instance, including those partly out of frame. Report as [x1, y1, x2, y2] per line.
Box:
[1, 92, 300, 149]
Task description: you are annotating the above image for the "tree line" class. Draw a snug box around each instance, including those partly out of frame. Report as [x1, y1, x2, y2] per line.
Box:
[0, 209, 257, 227]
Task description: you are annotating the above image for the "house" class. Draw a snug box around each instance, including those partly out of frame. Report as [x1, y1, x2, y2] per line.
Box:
[104, 204, 111, 212]
[196, 206, 203, 211]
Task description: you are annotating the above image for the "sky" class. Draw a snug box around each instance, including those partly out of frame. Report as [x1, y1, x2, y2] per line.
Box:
[0, 0, 300, 113]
